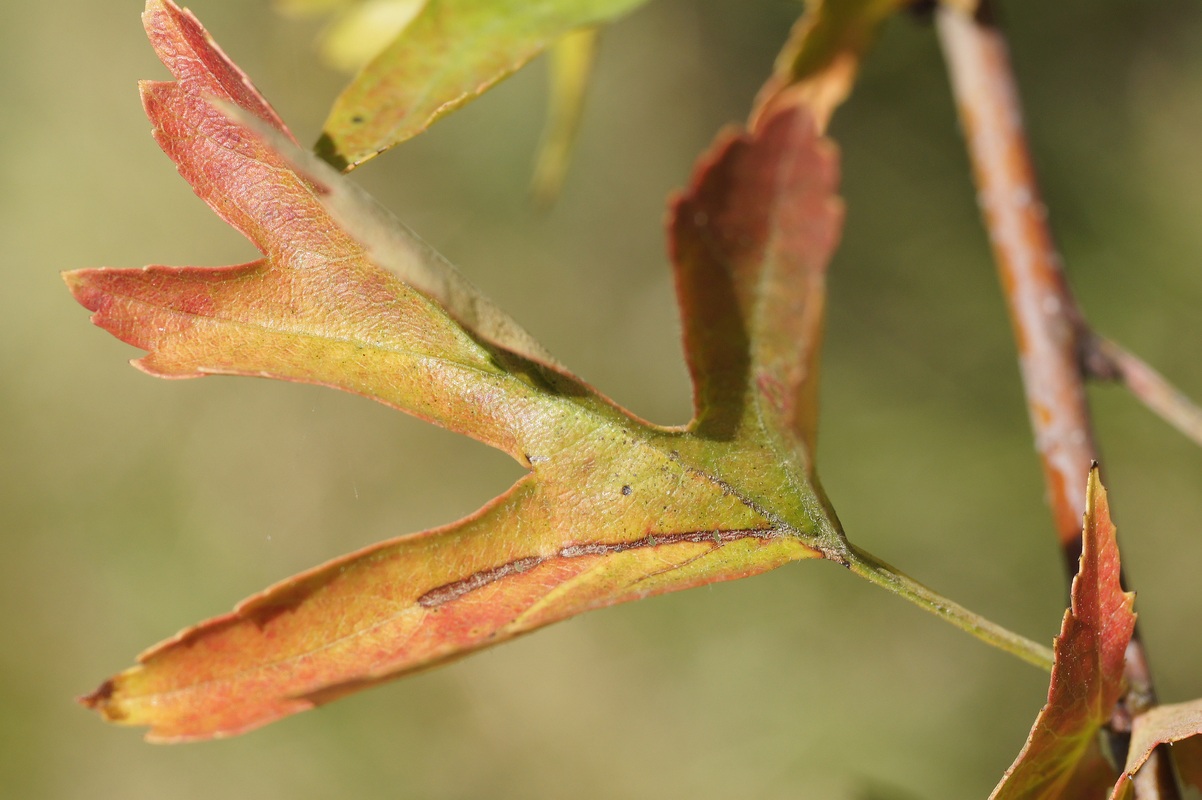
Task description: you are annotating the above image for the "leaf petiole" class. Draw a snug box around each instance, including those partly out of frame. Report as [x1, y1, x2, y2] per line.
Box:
[840, 542, 1055, 672]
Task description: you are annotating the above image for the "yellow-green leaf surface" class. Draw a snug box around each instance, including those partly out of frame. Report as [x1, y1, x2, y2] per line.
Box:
[315, 0, 649, 169]
[755, 0, 910, 130]
[990, 467, 1135, 799]
[71, 0, 848, 741]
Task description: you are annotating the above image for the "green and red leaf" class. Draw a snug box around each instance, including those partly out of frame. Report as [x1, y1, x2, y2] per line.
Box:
[81, 457, 819, 741]
[67, 0, 565, 460]
[990, 466, 1135, 799]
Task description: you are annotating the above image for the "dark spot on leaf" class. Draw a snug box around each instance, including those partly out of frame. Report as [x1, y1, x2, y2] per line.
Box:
[621, 485, 632, 496]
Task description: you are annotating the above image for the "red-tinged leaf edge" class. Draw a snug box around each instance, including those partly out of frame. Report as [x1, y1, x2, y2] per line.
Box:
[144, 0, 292, 140]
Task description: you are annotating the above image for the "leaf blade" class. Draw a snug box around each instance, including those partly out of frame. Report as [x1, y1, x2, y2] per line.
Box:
[670, 89, 843, 465]
[80, 433, 821, 741]
[67, 0, 564, 460]
[72, 1, 854, 743]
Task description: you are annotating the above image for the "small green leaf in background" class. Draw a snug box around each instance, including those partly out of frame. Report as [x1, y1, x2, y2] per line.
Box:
[990, 466, 1135, 799]
[315, 0, 650, 170]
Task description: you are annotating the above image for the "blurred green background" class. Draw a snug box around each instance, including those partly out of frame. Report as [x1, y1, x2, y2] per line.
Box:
[3, 0, 1201, 797]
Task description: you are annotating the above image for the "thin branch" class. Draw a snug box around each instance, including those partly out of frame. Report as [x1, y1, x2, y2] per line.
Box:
[1085, 334, 1202, 448]
[934, 3, 1178, 796]
[936, 3, 1094, 560]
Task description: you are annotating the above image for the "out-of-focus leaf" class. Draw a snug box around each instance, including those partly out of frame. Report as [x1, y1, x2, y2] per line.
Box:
[318, 0, 425, 73]
[315, 0, 649, 170]
[990, 466, 1135, 799]
[531, 27, 598, 205]
[754, 0, 910, 131]
[72, 0, 853, 741]
[1109, 699, 1202, 796]
[275, 0, 352, 18]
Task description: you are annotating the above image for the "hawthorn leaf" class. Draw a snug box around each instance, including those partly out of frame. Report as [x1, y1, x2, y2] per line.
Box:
[314, 0, 649, 170]
[72, 0, 849, 741]
[754, 0, 910, 131]
[990, 466, 1135, 799]
[1109, 698, 1202, 796]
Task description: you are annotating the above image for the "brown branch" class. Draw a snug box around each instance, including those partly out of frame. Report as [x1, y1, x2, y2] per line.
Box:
[934, 3, 1179, 796]
[936, 2, 1094, 560]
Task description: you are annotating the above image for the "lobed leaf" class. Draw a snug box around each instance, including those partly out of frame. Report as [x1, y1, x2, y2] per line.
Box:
[990, 466, 1135, 799]
[315, 0, 649, 170]
[73, 1, 849, 741]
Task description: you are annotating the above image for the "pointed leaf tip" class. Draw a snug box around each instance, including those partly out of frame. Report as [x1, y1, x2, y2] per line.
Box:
[142, 0, 292, 140]
[753, 0, 910, 131]
[990, 466, 1135, 798]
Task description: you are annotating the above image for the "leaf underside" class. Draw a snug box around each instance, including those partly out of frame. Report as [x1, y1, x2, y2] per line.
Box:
[71, 0, 847, 741]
